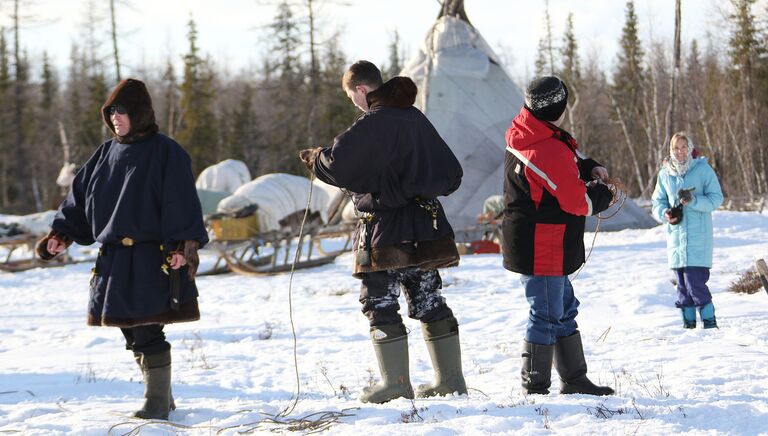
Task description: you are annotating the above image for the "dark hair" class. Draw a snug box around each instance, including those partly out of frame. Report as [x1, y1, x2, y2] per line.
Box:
[342, 60, 383, 91]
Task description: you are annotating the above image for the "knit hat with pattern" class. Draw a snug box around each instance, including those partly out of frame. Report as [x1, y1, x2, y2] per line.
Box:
[524, 76, 568, 122]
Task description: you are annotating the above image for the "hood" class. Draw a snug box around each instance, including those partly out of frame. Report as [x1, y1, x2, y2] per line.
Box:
[505, 107, 576, 152]
[366, 76, 417, 110]
[101, 78, 159, 144]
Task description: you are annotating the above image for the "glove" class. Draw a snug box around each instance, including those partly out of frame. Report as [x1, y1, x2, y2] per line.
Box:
[298, 147, 322, 172]
[35, 230, 72, 261]
[183, 240, 200, 280]
[586, 183, 612, 215]
[677, 187, 695, 205]
[665, 205, 683, 224]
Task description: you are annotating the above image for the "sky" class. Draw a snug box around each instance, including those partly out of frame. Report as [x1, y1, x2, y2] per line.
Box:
[0, 0, 736, 85]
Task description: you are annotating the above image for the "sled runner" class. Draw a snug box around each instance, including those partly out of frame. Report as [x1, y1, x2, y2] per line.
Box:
[201, 220, 355, 276]
[0, 213, 93, 273]
[0, 232, 88, 273]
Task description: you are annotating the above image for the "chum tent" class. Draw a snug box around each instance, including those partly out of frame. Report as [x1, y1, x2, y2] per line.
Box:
[402, 3, 657, 232]
[401, 12, 523, 230]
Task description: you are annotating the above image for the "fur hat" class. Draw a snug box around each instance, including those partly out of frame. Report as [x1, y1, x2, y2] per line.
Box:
[524, 76, 568, 122]
[101, 78, 159, 144]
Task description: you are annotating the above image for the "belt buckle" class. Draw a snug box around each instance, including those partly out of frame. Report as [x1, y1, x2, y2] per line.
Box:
[121, 237, 134, 247]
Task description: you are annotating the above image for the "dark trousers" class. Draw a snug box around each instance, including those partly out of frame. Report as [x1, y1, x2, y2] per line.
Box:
[121, 324, 171, 355]
[359, 267, 454, 327]
[673, 267, 712, 307]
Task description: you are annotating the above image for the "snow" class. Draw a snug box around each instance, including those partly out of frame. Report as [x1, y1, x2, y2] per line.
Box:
[1, 210, 768, 435]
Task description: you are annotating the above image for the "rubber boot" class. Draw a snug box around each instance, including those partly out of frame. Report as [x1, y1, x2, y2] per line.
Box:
[521, 341, 554, 395]
[134, 352, 176, 412]
[681, 306, 697, 329]
[699, 302, 718, 329]
[756, 259, 768, 292]
[554, 331, 613, 396]
[359, 323, 414, 404]
[133, 350, 173, 420]
[416, 316, 468, 397]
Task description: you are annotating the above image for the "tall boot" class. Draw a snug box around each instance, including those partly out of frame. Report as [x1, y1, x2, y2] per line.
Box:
[133, 350, 173, 419]
[681, 306, 697, 329]
[521, 341, 554, 395]
[360, 323, 414, 404]
[416, 316, 467, 398]
[554, 332, 613, 396]
[699, 302, 718, 329]
[134, 352, 176, 412]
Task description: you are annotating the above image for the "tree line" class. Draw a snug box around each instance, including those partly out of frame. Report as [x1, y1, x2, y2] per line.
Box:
[0, 0, 766, 214]
[536, 0, 768, 202]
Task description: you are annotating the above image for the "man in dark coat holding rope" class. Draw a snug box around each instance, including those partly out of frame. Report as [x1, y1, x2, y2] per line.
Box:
[300, 60, 467, 403]
[503, 76, 615, 396]
[36, 78, 208, 420]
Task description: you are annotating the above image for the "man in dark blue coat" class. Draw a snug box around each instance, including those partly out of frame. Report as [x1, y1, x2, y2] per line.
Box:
[300, 61, 467, 404]
[36, 78, 208, 420]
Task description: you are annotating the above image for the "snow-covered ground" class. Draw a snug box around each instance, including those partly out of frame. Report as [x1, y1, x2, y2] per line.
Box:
[1, 210, 768, 435]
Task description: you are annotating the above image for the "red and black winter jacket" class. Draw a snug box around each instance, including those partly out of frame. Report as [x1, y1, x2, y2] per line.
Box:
[502, 108, 612, 276]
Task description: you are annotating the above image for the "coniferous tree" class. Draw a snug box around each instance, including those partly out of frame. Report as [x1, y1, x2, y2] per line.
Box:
[265, 1, 305, 174]
[176, 17, 219, 174]
[0, 29, 10, 208]
[159, 59, 179, 136]
[610, 0, 647, 196]
[383, 30, 403, 80]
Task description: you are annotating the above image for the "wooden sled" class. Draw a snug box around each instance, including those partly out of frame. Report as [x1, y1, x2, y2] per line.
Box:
[201, 222, 356, 277]
[0, 233, 89, 273]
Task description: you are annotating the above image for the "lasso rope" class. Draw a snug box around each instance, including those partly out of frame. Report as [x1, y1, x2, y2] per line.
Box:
[571, 178, 627, 282]
[110, 174, 356, 435]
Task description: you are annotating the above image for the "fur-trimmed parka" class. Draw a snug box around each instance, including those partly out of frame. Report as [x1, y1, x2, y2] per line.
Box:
[311, 76, 463, 276]
[50, 78, 208, 327]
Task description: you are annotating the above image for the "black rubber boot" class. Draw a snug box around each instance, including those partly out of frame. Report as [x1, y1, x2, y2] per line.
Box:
[416, 316, 468, 397]
[521, 341, 554, 395]
[554, 331, 613, 396]
[133, 350, 174, 419]
[360, 323, 415, 404]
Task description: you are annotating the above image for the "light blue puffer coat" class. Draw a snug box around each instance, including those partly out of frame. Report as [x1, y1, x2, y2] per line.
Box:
[651, 157, 723, 269]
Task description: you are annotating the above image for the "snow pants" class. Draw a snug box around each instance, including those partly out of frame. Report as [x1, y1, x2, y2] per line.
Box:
[521, 274, 580, 345]
[358, 267, 454, 327]
[673, 267, 712, 308]
[121, 324, 171, 355]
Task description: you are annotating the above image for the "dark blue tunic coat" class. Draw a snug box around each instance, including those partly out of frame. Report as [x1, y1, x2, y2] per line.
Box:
[52, 133, 208, 327]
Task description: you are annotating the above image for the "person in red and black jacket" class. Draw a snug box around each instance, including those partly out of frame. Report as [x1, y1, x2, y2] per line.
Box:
[503, 76, 614, 397]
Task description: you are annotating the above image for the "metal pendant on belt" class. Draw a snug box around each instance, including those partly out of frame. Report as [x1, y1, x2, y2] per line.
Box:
[416, 198, 439, 230]
[357, 213, 373, 266]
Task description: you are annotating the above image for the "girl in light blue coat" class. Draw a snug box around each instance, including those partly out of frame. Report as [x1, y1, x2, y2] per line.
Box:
[651, 132, 723, 329]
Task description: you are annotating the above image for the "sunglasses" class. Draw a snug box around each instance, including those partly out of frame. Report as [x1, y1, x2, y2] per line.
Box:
[108, 105, 128, 115]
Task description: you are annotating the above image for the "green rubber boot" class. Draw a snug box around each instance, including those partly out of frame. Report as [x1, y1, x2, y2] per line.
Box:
[359, 323, 414, 404]
[416, 317, 468, 397]
[133, 350, 174, 420]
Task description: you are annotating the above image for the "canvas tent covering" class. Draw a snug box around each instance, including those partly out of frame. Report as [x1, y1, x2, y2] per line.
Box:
[217, 173, 340, 232]
[402, 11, 656, 232]
[401, 15, 524, 229]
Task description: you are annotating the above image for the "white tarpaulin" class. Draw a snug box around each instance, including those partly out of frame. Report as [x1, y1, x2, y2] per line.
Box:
[195, 159, 251, 194]
[217, 173, 336, 232]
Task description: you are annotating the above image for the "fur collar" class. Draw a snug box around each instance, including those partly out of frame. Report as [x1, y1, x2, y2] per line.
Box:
[366, 76, 417, 110]
[101, 78, 159, 144]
